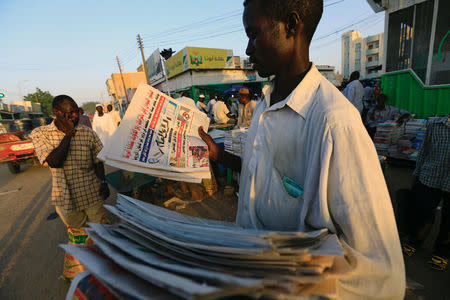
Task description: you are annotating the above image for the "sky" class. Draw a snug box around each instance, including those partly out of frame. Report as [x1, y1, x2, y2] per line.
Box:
[0, 0, 384, 105]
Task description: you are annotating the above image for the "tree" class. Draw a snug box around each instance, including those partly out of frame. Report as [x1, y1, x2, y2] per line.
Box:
[81, 101, 98, 116]
[23, 88, 54, 116]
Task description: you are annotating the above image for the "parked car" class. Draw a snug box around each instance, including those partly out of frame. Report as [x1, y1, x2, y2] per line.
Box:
[0, 132, 38, 173]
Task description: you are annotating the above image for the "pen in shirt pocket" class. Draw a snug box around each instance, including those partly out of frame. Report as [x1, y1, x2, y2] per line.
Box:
[282, 176, 304, 198]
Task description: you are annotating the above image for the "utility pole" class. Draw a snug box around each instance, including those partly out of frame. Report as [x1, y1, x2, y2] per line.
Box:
[116, 56, 130, 104]
[137, 34, 150, 85]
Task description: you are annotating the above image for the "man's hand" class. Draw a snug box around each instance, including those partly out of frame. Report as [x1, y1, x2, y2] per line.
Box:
[198, 126, 220, 161]
[99, 182, 110, 200]
[55, 112, 75, 136]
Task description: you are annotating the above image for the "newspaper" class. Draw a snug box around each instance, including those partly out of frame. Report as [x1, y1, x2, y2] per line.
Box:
[63, 195, 350, 299]
[224, 128, 248, 157]
[98, 83, 211, 182]
[60, 245, 180, 300]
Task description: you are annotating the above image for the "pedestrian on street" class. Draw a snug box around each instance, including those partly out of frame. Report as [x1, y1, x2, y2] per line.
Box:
[198, 0, 404, 298]
[30, 95, 110, 282]
[402, 116, 450, 271]
[106, 104, 121, 127]
[92, 104, 116, 145]
[237, 87, 256, 128]
[196, 94, 207, 113]
[205, 94, 217, 122]
[342, 71, 364, 114]
[212, 94, 235, 124]
[78, 107, 92, 128]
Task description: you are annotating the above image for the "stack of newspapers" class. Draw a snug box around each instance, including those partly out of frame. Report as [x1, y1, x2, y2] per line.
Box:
[224, 128, 248, 157]
[374, 121, 399, 152]
[62, 194, 350, 299]
[98, 84, 211, 183]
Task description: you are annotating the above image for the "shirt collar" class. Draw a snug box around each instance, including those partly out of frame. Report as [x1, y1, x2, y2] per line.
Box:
[262, 63, 322, 119]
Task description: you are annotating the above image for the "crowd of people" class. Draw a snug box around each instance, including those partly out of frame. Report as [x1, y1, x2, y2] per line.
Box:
[177, 87, 258, 128]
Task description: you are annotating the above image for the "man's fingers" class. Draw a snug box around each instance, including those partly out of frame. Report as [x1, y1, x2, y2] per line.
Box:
[198, 126, 210, 141]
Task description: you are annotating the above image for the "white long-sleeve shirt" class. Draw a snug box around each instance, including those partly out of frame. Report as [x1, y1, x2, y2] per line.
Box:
[343, 79, 364, 113]
[236, 64, 405, 299]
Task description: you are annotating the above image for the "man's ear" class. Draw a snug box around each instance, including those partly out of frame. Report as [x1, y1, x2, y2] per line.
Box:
[53, 107, 59, 116]
[285, 12, 303, 38]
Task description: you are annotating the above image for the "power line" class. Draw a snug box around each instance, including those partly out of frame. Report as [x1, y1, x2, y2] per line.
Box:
[311, 16, 384, 50]
[142, 24, 243, 46]
[143, 29, 244, 49]
[141, 9, 242, 39]
[312, 13, 380, 42]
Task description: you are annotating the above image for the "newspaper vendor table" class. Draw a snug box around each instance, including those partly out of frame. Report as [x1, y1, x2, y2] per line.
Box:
[374, 118, 428, 163]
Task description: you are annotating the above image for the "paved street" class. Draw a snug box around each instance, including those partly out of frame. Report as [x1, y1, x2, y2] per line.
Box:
[0, 162, 449, 299]
[0, 163, 67, 299]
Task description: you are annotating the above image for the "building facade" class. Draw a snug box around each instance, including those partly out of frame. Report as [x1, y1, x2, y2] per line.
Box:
[367, 0, 450, 85]
[341, 31, 384, 80]
[106, 72, 146, 101]
[366, 0, 450, 118]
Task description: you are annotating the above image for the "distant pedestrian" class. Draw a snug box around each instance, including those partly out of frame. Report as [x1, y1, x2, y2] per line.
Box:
[106, 104, 121, 126]
[30, 95, 110, 282]
[196, 94, 207, 113]
[213, 94, 235, 124]
[365, 94, 411, 138]
[78, 107, 92, 128]
[342, 71, 364, 113]
[206, 94, 217, 122]
[92, 104, 116, 145]
[237, 88, 256, 128]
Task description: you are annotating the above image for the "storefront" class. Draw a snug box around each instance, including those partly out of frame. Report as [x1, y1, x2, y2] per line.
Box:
[368, 0, 450, 117]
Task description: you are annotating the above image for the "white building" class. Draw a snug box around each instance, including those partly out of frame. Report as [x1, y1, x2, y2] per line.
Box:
[317, 65, 342, 86]
[341, 31, 384, 80]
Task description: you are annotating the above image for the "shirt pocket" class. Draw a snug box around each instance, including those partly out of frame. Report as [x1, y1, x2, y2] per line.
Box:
[255, 167, 304, 231]
[67, 139, 92, 170]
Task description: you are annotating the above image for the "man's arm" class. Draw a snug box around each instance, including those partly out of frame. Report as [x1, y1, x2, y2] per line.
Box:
[198, 127, 241, 172]
[45, 117, 75, 168]
[94, 161, 110, 200]
[45, 134, 73, 168]
[324, 122, 405, 299]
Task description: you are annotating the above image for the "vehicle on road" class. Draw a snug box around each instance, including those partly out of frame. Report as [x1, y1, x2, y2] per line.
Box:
[0, 132, 38, 173]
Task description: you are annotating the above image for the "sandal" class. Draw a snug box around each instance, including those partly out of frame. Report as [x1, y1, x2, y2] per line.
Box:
[402, 243, 416, 257]
[427, 255, 448, 271]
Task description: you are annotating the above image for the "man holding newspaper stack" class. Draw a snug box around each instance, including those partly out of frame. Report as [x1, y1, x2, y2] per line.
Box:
[199, 0, 405, 299]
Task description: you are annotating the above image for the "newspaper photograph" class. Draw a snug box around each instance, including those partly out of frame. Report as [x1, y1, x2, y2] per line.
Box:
[99, 83, 210, 173]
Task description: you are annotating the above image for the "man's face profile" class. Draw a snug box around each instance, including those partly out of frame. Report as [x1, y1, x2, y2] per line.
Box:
[243, 1, 283, 78]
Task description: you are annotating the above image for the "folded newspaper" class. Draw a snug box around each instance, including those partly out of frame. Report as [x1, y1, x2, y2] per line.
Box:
[98, 83, 211, 183]
[63, 194, 350, 300]
[224, 128, 248, 157]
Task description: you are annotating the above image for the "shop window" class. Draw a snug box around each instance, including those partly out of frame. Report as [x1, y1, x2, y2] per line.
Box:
[386, 7, 414, 72]
[429, 0, 450, 85]
[411, 0, 434, 82]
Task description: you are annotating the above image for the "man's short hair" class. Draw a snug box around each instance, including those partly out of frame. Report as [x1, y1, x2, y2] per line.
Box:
[243, 0, 323, 43]
[52, 95, 75, 110]
[350, 71, 360, 81]
[181, 91, 190, 97]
